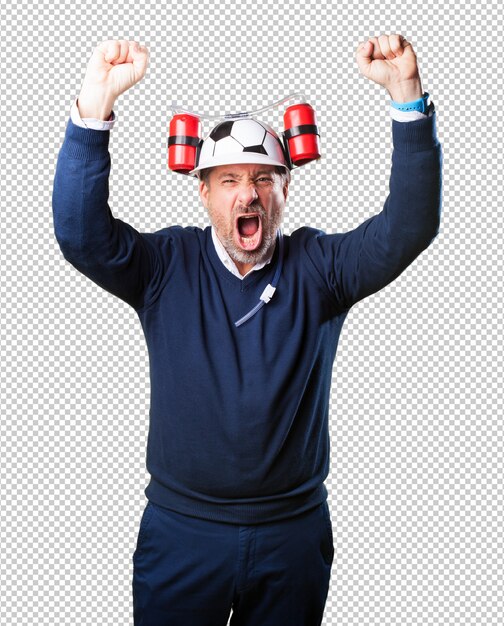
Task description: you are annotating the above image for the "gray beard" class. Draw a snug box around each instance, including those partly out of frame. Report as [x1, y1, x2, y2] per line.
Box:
[219, 225, 278, 266]
[208, 201, 283, 267]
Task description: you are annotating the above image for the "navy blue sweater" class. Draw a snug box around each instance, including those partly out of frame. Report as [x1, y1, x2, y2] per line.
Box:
[52, 113, 442, 523]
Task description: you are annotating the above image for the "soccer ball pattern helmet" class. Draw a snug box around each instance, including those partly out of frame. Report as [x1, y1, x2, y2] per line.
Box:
[190, 118, 290, 176]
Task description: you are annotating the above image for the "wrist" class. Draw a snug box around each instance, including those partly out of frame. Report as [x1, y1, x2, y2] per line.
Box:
[77, 87, 116, 120]
[387, 78, 423, 103]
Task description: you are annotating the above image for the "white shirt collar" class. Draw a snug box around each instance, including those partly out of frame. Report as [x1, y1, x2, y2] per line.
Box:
[211, 226, 276, 280]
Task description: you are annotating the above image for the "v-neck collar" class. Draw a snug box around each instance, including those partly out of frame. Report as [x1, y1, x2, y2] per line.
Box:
[210, 226, 276, 280]
[204, 227, 279, 290]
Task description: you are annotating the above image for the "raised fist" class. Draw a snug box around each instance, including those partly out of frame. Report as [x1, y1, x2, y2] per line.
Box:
[78, 40, 149, 120]
[355, 34, 423, 103]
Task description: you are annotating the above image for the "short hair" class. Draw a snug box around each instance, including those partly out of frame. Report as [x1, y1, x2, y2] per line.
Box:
[198, 166, 290, 188]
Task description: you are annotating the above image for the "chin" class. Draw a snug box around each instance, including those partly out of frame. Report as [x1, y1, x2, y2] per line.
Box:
[230, 247, 267, 266]
[226, 231, 277, 266]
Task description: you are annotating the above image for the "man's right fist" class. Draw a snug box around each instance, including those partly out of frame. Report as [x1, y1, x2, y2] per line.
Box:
[77, 40, 149, 120]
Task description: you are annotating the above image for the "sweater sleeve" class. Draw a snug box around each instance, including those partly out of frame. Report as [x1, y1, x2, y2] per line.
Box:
[52, 117, 174, 310]
[305, 109, 442, 311]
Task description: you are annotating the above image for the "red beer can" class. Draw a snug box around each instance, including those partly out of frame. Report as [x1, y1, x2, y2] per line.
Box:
[283, 103, 320, 166]
[168, 114, 202, 174]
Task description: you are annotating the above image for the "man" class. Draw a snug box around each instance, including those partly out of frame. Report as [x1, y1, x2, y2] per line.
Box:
[52, 35, 442, 626]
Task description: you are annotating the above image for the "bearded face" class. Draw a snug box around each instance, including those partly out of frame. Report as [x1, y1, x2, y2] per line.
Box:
[199, 164, 289, 274]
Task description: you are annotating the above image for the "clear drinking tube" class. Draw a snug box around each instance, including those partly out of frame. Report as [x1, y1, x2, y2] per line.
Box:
[169, 93, 308, 122]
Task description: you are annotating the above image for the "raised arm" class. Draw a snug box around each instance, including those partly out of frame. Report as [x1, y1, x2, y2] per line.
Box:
[305, 35, 442, 310]
[52, 41, 172, 310]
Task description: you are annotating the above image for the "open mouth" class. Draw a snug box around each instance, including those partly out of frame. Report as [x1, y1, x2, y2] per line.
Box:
[235, 214, 263, 250]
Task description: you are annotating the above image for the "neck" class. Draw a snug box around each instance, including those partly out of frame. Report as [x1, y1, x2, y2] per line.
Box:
[234, 260, 255, 276]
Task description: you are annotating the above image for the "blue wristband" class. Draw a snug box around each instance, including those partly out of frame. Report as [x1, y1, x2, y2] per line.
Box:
[390, 91, 430, 114]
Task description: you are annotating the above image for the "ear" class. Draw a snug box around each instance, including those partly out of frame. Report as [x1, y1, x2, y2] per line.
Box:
[282, 180, 289, 202]
[199, 178, 209, 209]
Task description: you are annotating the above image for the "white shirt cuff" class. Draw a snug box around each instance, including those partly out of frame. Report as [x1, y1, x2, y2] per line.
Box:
[70, 97, 117, 130]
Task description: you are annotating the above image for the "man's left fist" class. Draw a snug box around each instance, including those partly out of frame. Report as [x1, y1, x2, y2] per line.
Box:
[355, 34, 423, 103]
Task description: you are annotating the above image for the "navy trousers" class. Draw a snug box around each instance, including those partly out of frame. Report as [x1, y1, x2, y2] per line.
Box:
[132, 500, 334, 626]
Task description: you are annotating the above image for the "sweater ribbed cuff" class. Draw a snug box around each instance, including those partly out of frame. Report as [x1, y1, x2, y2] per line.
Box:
[61, 116, 111, 160]
[392, 108, 439, 153]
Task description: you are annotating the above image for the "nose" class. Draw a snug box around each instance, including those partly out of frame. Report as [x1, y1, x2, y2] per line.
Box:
[237, 182, 259, 207]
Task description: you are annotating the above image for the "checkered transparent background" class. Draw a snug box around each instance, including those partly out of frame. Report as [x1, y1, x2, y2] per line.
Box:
[1, 0, 503, 624]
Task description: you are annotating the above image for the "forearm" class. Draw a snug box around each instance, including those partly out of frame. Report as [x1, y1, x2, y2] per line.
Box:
[388, 110, 442, 247]
[345, 111, 442, 304]
[52, 119, 115, 263]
